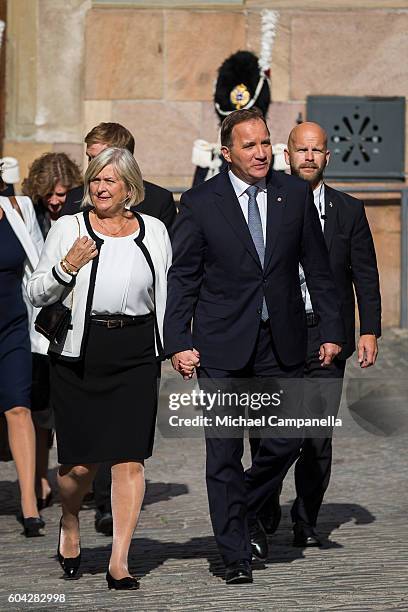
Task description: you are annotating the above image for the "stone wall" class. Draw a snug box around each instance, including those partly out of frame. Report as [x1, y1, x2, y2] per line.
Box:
[3, 0, 407, 326]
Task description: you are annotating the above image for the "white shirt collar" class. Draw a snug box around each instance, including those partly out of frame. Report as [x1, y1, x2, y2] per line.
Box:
[313, 182, 325, 203]
[228, 170, 267, 198]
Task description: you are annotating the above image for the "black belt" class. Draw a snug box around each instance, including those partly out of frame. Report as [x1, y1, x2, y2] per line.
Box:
[91, 313, 153, 328]
[306, 312, 320, 327]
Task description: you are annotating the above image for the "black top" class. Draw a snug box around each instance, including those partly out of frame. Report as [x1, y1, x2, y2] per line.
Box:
[0, 214, 26, 318]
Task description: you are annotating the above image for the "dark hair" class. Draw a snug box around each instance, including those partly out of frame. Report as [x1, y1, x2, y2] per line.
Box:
[21, 152, 82, 205]
[0, 162, 5, 192]
[84, 122, 135, 154]
[220, 108, 269, 148]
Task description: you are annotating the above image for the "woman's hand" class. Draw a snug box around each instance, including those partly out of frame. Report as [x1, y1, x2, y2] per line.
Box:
[64, 237, 98, 271]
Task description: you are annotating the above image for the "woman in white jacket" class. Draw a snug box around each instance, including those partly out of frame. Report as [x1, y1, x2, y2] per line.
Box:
[0, 174, 48, 537]
[28, 148, 171, 590]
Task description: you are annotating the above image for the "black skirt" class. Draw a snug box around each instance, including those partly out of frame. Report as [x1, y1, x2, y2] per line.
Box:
[50, 314, 159, 464]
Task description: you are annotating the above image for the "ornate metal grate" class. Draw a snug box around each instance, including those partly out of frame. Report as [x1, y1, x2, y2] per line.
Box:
[307, 96, 405, 180]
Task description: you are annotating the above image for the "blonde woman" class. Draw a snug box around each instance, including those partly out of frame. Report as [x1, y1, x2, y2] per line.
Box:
[28, 148, 171, 590]
[22, 152, 82, 509]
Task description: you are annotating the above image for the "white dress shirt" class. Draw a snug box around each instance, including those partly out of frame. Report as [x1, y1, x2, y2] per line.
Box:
[300, 183, 326, 313]
[91, 229, 154, 316]
[228, 170, 267, 244]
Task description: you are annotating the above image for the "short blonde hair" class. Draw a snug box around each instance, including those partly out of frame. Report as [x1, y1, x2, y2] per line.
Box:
[82, 147, 144, 209]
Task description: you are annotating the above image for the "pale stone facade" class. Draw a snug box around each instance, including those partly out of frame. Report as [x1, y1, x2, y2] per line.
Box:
[2, 0, 408, 326]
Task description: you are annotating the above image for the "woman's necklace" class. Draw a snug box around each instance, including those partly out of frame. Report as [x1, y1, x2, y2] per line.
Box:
[93, 211, 130, 236]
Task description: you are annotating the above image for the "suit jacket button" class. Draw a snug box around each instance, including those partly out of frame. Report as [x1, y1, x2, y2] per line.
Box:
[257, 308, 262, 314]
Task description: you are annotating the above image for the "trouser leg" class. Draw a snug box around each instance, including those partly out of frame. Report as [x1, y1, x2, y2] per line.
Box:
[292, 436, 333, 526]
[205, 433, 252, 565]
[291, 325, 345, 526]
[198, 365, 251, 565]
[245, 322, 304, 519]
[94, 462, 113, 511]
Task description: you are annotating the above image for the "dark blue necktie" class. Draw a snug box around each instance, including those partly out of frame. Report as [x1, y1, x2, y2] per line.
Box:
[246, 185, 268, 321]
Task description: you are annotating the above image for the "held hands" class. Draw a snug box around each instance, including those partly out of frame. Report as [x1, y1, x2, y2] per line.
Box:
[171, 349, 200, 380]
[357, 334, 378, 368]
[64, 237, 98, 271]
[319, 343, 342, 366]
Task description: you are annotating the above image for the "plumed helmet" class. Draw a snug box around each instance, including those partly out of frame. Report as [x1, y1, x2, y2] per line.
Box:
[214, 50, 271, 121]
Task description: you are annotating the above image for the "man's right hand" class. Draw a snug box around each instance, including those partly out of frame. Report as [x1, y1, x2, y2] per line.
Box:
[171, 349, 200, 380]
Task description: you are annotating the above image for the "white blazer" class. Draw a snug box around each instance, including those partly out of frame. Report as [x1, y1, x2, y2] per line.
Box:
[0, 196, 48, 355]
[27, 211, 172, 360]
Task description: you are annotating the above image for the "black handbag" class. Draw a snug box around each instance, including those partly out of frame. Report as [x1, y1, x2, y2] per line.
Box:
[34, 216, 79, 346]
[34, 301, 71, 345]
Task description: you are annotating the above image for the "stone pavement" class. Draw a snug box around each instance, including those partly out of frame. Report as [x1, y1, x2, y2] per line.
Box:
[0, 329, 407, 611]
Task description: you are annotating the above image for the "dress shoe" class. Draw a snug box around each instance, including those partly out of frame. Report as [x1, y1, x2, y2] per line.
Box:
[225, 560, 253, 585]
[106, 570, 140, 590]
[95, 509, 113, 536]
[22, 516, 45, 537]
[37, 490, 53, 511]
[248, 518, 268, 561]
[57, 517, 81, 578]
[293, 522, 322, 547]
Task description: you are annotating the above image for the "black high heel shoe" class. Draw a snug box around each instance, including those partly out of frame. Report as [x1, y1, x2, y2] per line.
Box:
[106, 571, 139, 591]
[37, 490, 53, 511]
[22, 516, 45, 537]
[57, 517, 81, 578]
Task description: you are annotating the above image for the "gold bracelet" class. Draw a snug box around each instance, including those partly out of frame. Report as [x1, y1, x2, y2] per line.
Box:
[64, 257, 78, 271]
[60, 259, 78, 276]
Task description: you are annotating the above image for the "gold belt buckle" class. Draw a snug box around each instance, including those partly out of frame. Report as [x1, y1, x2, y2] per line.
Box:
[107, 319, 122, 329]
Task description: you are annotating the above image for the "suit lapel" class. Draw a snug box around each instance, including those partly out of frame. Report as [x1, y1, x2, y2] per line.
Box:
[264, 174, 286, 273]
[214, 171, 262, 268]
[323, 185, 339, 252]
[0, 197, 39, 270]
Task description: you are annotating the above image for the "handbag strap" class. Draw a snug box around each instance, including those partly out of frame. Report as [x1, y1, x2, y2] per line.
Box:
[9, 196, 24, 220]
[69, 215, 81, 310]
[75, 214, 80, 237]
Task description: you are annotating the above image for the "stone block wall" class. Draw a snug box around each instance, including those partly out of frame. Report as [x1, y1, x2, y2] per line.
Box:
[3, 0, 408, 326]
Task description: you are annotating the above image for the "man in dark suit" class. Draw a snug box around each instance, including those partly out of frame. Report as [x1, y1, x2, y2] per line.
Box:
[164, 109, 345, 584]
[255, 121, 381, 547]
[61, 122, 176, 536]
[61, 122, 176, 229]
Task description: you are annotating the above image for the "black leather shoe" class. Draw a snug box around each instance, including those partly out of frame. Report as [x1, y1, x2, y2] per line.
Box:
[37, 490, 53, 511]
[249, 518, 268, 561]
[225, 560, 253, 585]
[95, 509, 113, 536]
[293, 522, 322, 547]
[22, 517, 45, 537]
[258, 488, 282, 535]
[106, 571, 140, 590]
[57, 517, 81, 578]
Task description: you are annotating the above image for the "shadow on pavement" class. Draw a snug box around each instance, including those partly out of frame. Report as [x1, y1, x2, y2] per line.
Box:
[54, 501, 375, 581]
[0, 475, 188, 519]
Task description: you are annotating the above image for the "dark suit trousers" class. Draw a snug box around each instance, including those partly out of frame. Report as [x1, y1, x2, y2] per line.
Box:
[93, 462, 112, 512]
[198, 321, 303, 566]
[291, 324, 345, 527]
